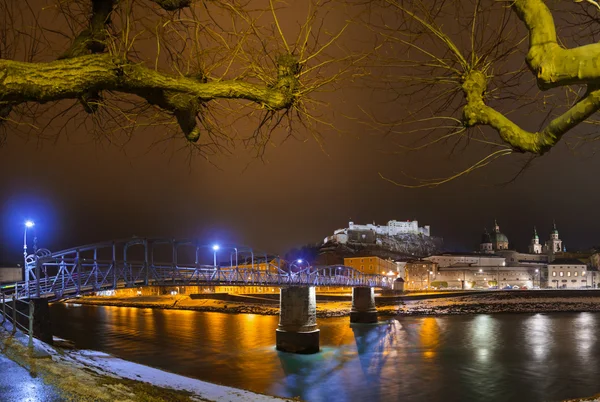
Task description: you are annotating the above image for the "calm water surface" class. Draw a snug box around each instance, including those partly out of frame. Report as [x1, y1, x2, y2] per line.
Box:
[50, 304, 600, 402]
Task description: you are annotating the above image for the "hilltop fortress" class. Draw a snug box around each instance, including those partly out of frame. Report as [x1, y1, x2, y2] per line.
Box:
[324, 220, 431, 245]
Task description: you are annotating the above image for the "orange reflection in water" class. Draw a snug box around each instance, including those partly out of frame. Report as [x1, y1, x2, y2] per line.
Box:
[419, 317, 440, 359]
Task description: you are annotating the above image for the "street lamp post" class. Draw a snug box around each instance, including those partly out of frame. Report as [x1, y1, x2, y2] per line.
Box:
[212, 244, 219, 269]
[24, 221, 35, 291]
[535, 269, 539, 289]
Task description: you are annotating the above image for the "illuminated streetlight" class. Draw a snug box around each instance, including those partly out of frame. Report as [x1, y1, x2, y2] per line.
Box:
[24, 220, 36, 292]
[212, 244, 219, 268]
[23, 220, 36, 258]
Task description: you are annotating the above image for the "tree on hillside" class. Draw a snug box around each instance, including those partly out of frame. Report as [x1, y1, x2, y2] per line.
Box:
[0, 0, 366, 157]
[361, 0, 600, 186]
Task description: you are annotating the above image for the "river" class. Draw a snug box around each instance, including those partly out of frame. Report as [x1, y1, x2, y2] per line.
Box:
[50, 304, 600, 402]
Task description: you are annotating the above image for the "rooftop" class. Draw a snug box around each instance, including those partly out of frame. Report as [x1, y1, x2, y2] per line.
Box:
[548, 258, 587, 265]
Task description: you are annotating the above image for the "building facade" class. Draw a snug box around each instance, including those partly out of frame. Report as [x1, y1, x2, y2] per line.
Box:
[0, 266, 22, 284]
[404, 260, 438, 290]
[344, 256, 397, 275]
[548, 258, 591, 289]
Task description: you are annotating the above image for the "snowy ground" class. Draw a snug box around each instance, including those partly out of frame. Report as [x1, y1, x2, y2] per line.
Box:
[399, 293, 600, 316]
[0, 320, 290, 401]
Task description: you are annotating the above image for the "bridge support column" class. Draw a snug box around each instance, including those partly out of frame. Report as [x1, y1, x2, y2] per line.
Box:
[17, 298, 53, 345]
[350, 287, 377, 324]
[276, 286, 319, 354]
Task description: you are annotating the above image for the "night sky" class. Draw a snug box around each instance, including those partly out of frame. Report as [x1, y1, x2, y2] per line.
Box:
[1, 1, 599, 262]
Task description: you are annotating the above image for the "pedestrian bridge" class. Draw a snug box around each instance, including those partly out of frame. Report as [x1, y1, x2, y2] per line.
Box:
[3, 238, 395, 355]
[16, 237, 391, 300]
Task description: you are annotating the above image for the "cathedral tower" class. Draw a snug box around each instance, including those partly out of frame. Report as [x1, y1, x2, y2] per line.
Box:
[529, 227, 542, 254]
[545, 221, 562, 254]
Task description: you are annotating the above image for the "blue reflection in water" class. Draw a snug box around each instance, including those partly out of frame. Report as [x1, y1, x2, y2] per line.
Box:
[51, 305, 600, 402]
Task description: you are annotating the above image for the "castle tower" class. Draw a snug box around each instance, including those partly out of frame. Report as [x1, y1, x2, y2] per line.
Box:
[529, 226, 542, 254]
[545, 221, 562, 254]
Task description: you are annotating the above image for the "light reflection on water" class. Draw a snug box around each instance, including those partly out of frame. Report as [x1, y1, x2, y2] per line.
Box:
[51, 305, 600, 402]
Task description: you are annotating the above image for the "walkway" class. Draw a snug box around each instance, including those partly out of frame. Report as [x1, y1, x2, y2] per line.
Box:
[0, 353, 64, 402]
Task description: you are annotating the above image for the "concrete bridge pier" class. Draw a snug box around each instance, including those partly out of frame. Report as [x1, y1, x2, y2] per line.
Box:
[276, 286, 319, 354]
[350, 287, 378, 324]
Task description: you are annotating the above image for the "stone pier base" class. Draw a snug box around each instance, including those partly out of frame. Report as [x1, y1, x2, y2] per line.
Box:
[276, 286, 320, 354]
[350, 287, 378, 324]
[276, 329, 320, 354]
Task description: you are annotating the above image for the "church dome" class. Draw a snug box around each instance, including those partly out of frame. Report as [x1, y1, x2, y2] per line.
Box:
[490, 232, 508, 244]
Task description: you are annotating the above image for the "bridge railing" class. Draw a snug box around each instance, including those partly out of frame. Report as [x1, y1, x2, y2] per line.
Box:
[0, 288, 35, 348]
[18, 239, 393, 299]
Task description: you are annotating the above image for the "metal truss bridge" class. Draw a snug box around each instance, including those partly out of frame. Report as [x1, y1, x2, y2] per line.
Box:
[13, 238, 392, 300]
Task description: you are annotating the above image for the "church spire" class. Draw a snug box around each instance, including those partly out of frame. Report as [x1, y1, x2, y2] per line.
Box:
[533, 226, 539, 240]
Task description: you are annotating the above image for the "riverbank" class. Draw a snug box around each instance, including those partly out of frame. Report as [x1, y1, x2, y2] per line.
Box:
[0, 321, 290, 401]
[399, 292, 600, 316]
[67, 294, 401, 317]
[66, 291, 600, 318]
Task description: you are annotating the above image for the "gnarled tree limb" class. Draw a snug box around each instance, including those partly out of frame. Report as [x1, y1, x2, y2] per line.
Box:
[462, 70, 600, 154]
[0, 54, 298, 141]
[513, 0, 600, 89]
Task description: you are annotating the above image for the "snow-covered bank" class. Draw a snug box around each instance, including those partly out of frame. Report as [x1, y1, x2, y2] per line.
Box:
[399, 293, 600, 316]
[0, 321, 290, 401]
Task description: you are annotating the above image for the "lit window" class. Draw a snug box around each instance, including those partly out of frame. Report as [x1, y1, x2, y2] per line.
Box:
[568, 272, 571, 277]
[583, 272, 586, 276]
[574, 272, 578, 277]
[560, 272, 564, 277]
[552, 272, 556, 277]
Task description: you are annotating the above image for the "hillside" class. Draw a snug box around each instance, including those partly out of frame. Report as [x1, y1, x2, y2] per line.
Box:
[317, 233, 443, 265]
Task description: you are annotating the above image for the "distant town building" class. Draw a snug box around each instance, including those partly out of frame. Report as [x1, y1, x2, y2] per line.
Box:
[324, 219, 430, 244]
[344, 256, 397, 276]
[404, 260, 438, 290]
[393, 277, 405, 291]
[419, 253, 541, 290]
[481, 220, 563, 258]
[426, 253, 505, 268]
[548, 258, 592, 289]
[0, 264, 22, 284]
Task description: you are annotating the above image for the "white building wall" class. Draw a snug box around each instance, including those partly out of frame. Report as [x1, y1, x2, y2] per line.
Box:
[548, 264, 589, 289]
[425, 254, 505, 268]
[0, 267, 22, 284]
[416, 266, 535, 290]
